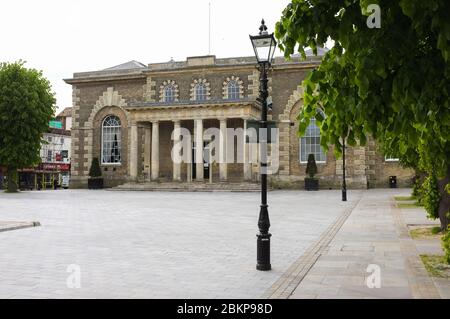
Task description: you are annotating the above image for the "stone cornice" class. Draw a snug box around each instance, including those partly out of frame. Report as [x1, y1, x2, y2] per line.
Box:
[127, 102, 262, 122]
[126, 98, 258, 110]
[64, 62, 319, 84]
[143, 62, 318, 76]
[64, 73, 146, 85]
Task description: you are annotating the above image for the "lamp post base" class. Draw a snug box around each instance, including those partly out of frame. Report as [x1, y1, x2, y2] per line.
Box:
[256, 233, 272, 271]
[342, 189, 347, 201]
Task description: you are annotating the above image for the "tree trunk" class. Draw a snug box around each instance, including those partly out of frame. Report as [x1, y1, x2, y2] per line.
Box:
[6, 167, 18, 193]
[437, 167, 450, 231]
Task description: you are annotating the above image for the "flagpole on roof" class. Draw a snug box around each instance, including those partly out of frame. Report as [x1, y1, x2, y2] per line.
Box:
[208, 2, 211, 55]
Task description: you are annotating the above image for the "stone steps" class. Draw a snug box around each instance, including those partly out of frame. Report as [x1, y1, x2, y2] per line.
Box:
[109, 182, 261, 192]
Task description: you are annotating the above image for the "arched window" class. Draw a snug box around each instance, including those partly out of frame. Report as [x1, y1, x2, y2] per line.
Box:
[227, 80, 240, 100]
[300, 113, 326, 163]
[163, 85, 175, 102]
[102, 115, 121, 164]
[159, 80, 179, 102]
[195, 83, 207, 101]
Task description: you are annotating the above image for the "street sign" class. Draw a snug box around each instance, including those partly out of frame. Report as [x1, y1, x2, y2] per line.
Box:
[49, 120, 63, 129]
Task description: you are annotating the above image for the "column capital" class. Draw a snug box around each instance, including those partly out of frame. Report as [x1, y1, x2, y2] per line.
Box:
[140, 121, 152, 129]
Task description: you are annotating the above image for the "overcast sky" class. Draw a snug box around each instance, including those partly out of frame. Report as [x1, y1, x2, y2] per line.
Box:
[1, 0, 291, 114]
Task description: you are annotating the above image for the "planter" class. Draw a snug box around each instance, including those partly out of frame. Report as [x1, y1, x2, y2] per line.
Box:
[88, 178, 104, 189]
[304, 178, 319, 191]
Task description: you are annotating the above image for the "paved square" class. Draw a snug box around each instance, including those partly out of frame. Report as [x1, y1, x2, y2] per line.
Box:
[0, 189, 357, 298]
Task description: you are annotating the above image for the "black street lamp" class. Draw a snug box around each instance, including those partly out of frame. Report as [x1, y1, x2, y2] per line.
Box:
[342, 138, 347, 202]
[250, 19, 277, 271]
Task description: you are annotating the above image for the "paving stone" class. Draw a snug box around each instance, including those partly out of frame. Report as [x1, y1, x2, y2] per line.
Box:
[0, 189, 348, 298]
[289, 188, 448, 299]
[2, 188, 448, 299]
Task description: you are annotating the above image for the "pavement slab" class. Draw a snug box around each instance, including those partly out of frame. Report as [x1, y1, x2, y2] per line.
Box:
[290, 188, 449, 299]
[0, 189, 352, 298]
[2, 188, 448, 299]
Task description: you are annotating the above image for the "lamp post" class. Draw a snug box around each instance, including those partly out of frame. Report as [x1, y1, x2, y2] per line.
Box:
[250, 19, 277, 271]
[342, 138, 347, 202]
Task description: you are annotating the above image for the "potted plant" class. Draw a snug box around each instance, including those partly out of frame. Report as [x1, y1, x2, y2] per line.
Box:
[305, 153, 319, 191]
[88, 157, 103, 189]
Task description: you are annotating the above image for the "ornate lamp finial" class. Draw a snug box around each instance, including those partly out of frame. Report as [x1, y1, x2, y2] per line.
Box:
[259, 19, 268, 35]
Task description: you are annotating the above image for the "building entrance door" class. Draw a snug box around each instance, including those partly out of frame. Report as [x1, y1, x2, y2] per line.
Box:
[192, 141, 210, 180]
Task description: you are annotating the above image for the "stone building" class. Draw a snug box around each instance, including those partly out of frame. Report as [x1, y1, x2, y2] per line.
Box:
[64, 54, 414, 189]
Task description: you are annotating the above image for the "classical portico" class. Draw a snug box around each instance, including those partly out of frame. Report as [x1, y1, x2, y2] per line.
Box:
[126, 100, 260, 183]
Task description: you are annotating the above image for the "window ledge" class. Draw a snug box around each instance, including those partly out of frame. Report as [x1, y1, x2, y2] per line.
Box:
[299, 161, 327, 165]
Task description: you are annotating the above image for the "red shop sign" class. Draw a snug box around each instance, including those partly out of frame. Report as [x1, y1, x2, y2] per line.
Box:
[40, 163, 71, 171]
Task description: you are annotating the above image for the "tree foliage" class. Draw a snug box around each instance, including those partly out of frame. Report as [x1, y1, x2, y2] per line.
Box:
[0, 61, 55, 192]
[275, 0, 450, 232]
[275, 0, 450, 176]
[443, 229, 450, 264]
[422, 172, 440, 220]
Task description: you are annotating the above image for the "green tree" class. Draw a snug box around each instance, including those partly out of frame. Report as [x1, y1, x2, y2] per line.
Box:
[275, 0, 450, 229]
[0, 61, 55, 192]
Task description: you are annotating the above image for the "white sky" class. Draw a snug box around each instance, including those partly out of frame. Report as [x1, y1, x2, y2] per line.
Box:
[1, 0, 291, 114]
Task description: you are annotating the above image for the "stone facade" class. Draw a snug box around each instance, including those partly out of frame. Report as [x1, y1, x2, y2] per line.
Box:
[64, 55, 414, 189]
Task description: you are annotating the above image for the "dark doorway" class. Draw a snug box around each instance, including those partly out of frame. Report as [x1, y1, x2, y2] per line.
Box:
[192, 141, 210, 180]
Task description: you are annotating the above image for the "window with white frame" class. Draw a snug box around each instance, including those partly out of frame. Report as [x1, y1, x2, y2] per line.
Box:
[195, 83, 207, 101]
[102, 115, 121, 164]
[163, 85, 175, 103]
[227, 80, 240, 100]
[299, 116, 326, 163]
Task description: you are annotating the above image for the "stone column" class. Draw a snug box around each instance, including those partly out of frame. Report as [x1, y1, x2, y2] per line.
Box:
[129, 122, 138, 181]
[144, 124, 151, 181]
[219, 118, 228, 181]
[151, 121, 159, 180]
[243, 119, 252, 181]
[172, 120, 182, 181]
[184, 121, 195, 183]
[187, 121, 193, 183]
[194, 119, 204, 181]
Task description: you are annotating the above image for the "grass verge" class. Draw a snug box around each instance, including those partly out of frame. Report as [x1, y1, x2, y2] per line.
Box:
[394, 195, 416, 201]
[410, 226, 444, 240]
[397, 202, 423, 208]
[420, 255, 450, 278]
